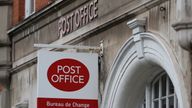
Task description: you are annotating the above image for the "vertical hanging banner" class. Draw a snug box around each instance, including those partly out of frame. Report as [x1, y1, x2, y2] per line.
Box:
[37, 50, 98, 108]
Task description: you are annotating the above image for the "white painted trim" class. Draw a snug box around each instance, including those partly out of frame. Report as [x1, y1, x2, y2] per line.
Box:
[101, 32, 189, 108]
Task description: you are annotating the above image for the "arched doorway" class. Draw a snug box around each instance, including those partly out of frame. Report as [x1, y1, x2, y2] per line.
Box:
[101, 32, 189, 108]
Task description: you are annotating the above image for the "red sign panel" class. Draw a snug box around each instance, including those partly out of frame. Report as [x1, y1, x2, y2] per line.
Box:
[47, 59, 90, 92]
[37, 98, 98, 108]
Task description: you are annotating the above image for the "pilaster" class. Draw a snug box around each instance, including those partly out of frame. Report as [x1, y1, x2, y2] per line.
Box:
[172, 0, 192, 51]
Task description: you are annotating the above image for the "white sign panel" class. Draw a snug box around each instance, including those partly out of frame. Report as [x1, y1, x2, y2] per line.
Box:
[37, 50, 98, 108]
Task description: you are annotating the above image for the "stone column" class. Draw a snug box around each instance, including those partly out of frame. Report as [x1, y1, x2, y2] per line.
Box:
[172, 0, 192, 51]
[172, 1, 192, 107]
[0, 0, 12, 108]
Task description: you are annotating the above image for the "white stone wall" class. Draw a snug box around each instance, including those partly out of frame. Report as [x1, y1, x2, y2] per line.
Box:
[9, 0, 192, 108]
[10, 64, 37, 108]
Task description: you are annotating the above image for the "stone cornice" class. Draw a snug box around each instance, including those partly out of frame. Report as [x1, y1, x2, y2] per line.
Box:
[7, 0, 78, 36]
[127, 18, 146, 29]
[127, 18, 146, 35]
[0, 41, 10, 47]
[10, 58, 37, 74]
[15, 100, 28, 108]
[0, 62, 11, 68]
[172, 21, 192, 51]
[8, 0, 166, 37]
[0, 1, 12, 6]
[172, 22, 192, 31]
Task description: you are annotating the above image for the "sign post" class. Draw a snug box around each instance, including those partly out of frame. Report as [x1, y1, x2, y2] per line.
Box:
[37, 50, 98, 108]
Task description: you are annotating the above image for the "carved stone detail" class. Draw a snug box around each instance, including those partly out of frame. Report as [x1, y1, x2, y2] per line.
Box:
[127, 18, 146, 35]
[127, 18, 146, 59]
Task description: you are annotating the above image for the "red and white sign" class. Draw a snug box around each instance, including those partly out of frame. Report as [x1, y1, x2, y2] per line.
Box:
[37, 50, 98, 108]
[47, 58, 90, 92]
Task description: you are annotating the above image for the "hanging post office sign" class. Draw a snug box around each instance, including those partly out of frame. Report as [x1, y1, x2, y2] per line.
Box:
[37, 50, 98, 108]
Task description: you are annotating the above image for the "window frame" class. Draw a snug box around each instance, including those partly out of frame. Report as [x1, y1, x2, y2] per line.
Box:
[144, 72, 178, 108]
[25, 0, 35, 18]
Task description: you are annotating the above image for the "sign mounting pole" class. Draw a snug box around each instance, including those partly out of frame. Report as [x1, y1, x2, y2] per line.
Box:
[34, 43, 103, 56]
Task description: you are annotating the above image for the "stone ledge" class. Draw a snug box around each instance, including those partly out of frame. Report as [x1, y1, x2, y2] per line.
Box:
[0, 41, 10, 47]
[127, 18, 146, 35]
[15, 100, 28, 108]
[172, 22, 192, 31]
[172, 21, 192, 51]
[0, 1, 12, 6]
[0, 61, 11, 68]
[10, 58, 37, 74]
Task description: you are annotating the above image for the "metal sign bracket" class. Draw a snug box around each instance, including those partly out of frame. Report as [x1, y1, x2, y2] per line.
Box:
[34, 42, 104, 57]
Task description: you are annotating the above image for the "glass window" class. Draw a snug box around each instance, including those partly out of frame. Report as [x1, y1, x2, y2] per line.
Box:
[169, 97, 174, 108]
[161, 99, 166, 108]
[161, 75, 167, 96]
[154, 81, 159, 99]
[154, 101, 159, 108]
[25, 0, 35, 18]
[169, 78, 174, 95]
[142, 73, 179, 108]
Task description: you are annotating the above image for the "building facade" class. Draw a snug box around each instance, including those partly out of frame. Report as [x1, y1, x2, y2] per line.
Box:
[0, 0, 192, 108]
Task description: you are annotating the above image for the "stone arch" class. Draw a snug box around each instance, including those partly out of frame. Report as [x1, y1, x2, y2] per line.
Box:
[101, 32, 189, 108]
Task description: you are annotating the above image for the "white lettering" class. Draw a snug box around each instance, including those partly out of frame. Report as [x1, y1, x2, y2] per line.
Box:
[46, 101, 65, 107]
[51, 74, 85, 84]
[76, 66, 81, 74]
[72, 102, 90, 108]
[51, 74, 59, 82]
[57, 65, 63, 73]
[50, 65, 87, 84]
[63, 66, 70, 74]
[57, 65, 81, 74]
[79, 76, 84, 84]
[58, 0, 98, 38]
